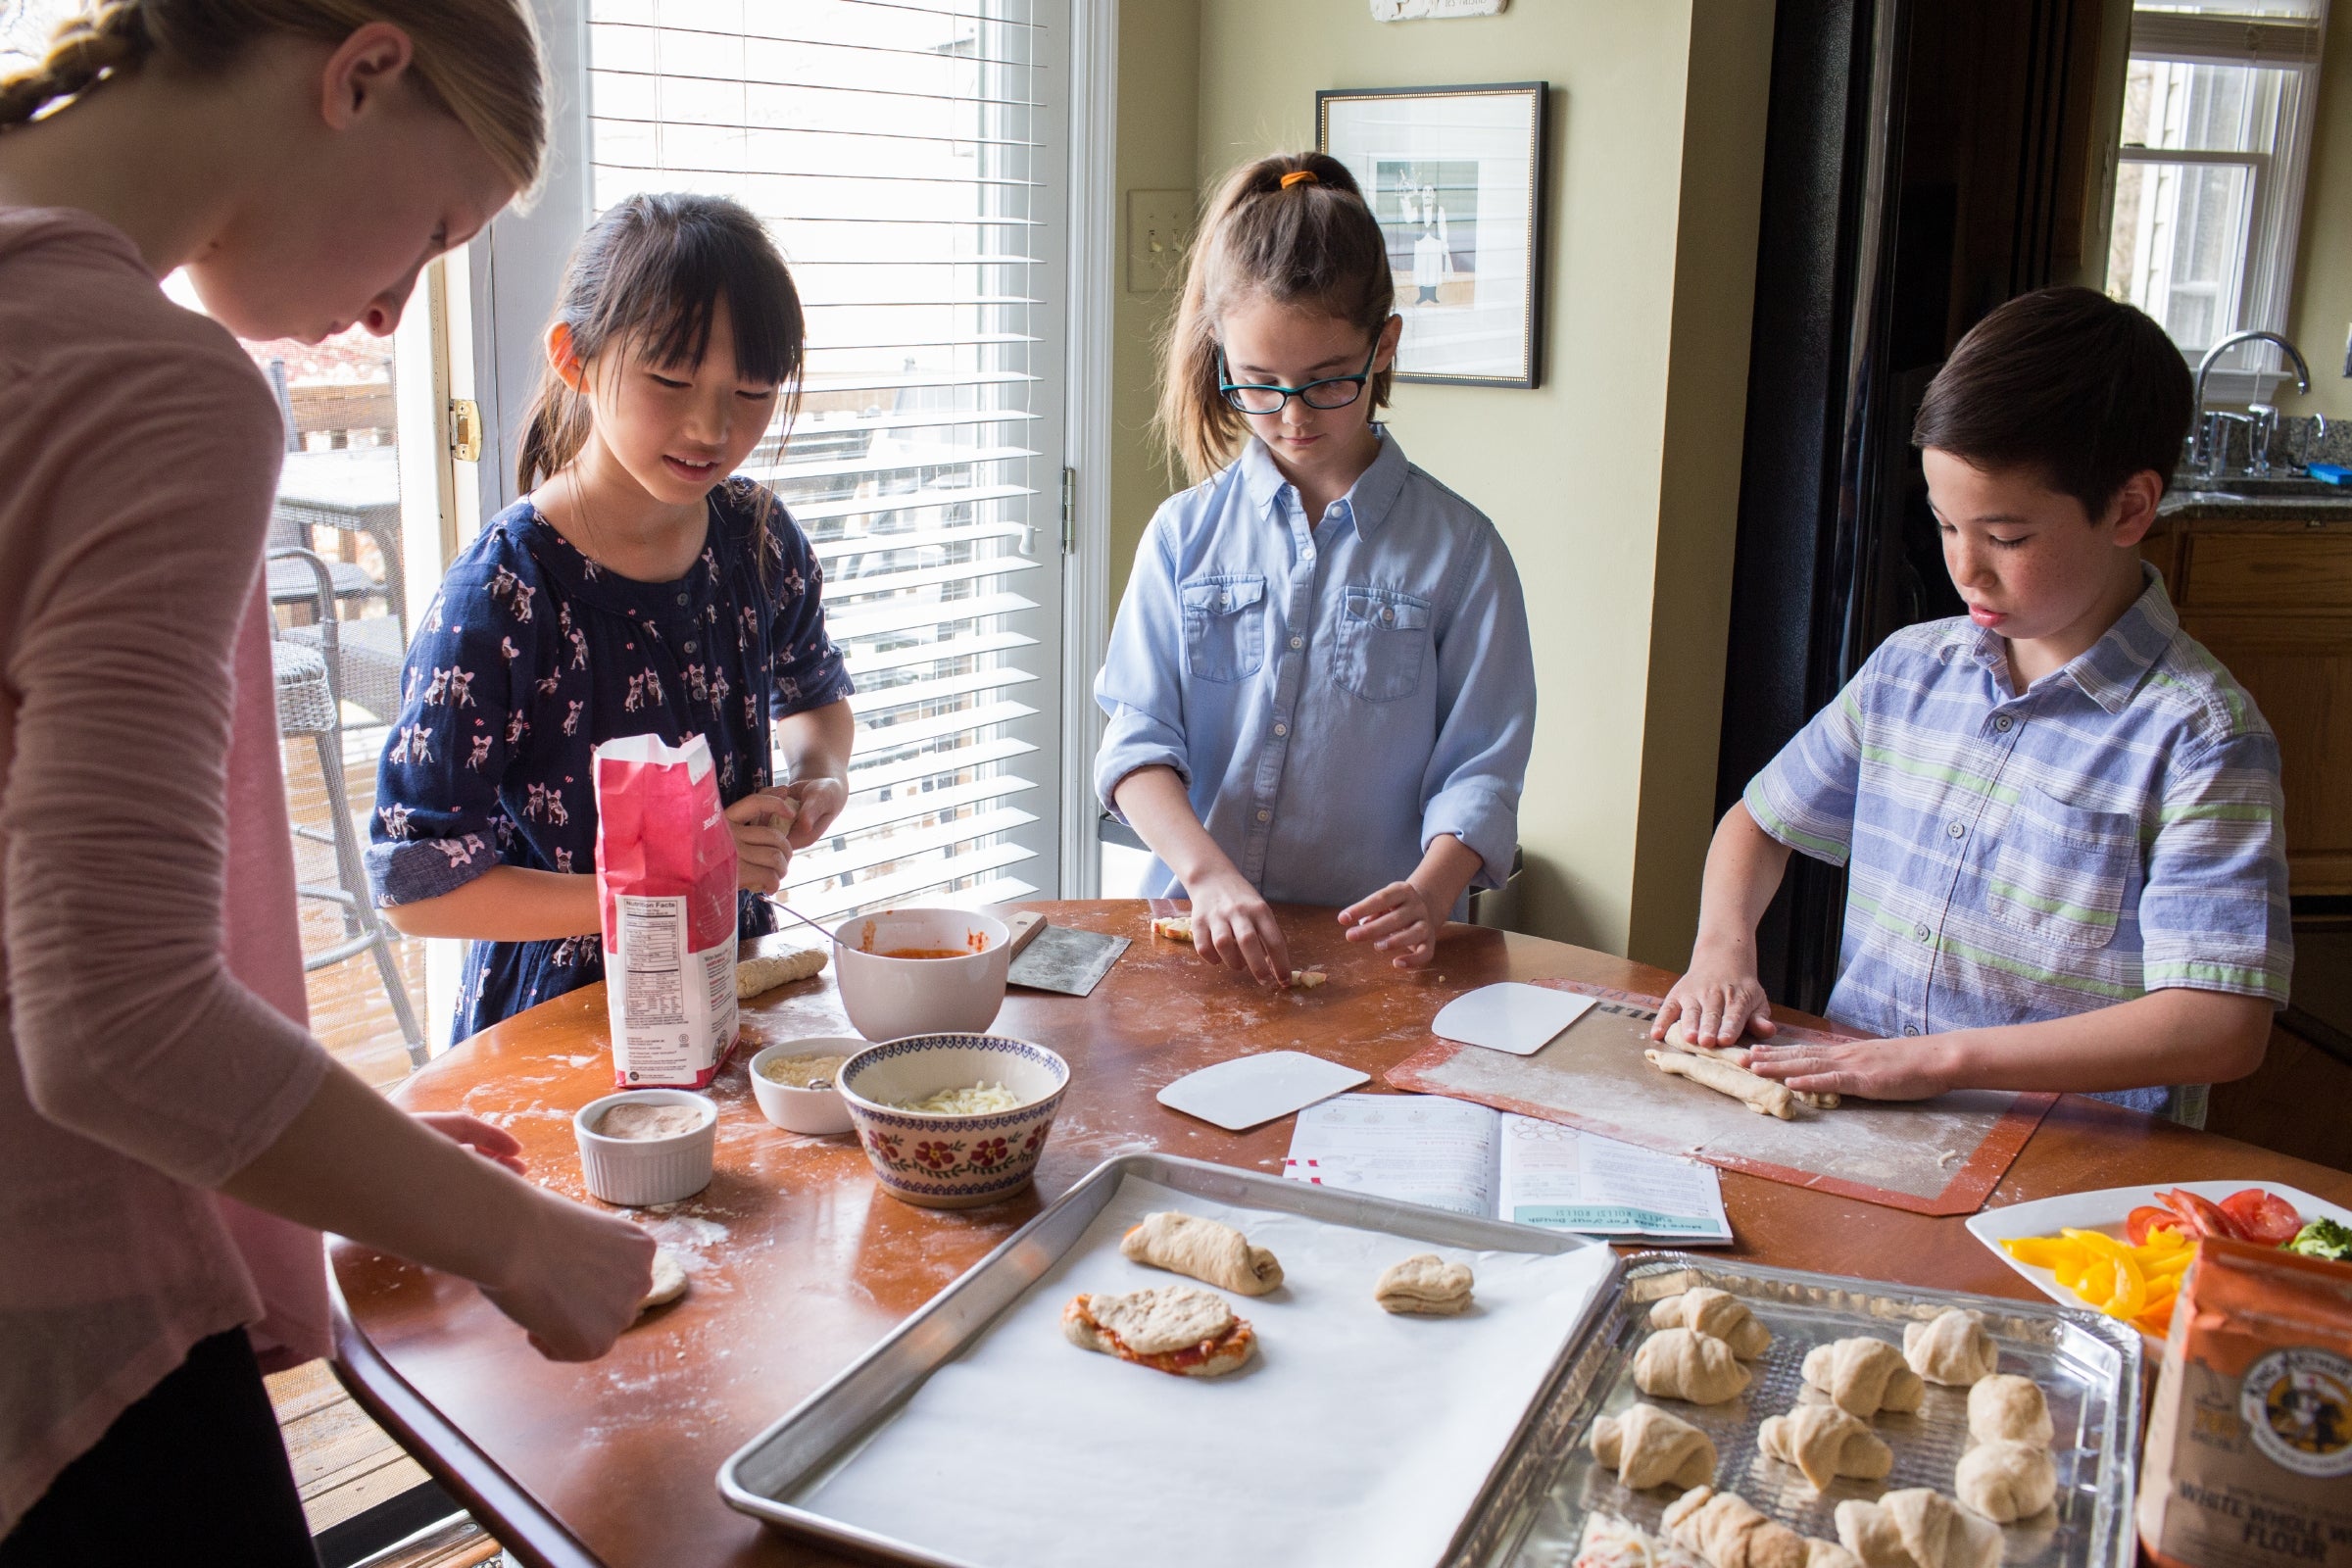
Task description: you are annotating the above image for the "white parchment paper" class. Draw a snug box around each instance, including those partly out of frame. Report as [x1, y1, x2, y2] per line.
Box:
[791, 1175, 1618, 1568]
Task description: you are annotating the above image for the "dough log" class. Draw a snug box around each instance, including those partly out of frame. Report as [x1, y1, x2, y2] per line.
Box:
[1759, 1402, 1894, 1492]
[1374, 1253, 1475, 1315]
[1967, 1373, 2053, 1446]
[1668, 1029, 1840, 1110]
[1634, 1327, 1752, 1404]
[1904, 1309, 1999, 1387]
[1121, 1210, 1284, 1296]
[1801, 1338, 1925, 1418]
[1590, 1402, 1717, 1491]
[736, 945, 827, 999]
[1647, 1286, 1773, 1358]
[1645, 1049, 1797, 1120]
[1834, 1491, 2001, 1568]
[1954, 1440, 2056, 1522]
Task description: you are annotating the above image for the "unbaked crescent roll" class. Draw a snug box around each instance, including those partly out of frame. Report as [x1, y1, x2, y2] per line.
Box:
[1759, 1402, 1894, 1492]
[1648, 1286, 1773, 1358]
[1802, 1338, 1925, 1418]
[1903, 1309, 1999, 1387]
[1590, 1401, 1718, 1491]
[1634, 1327, 1752, 1404]
[1835, 1490, 2001, 1568]
[1967, 1373, 2053, 1446]
[1663, 1486, 1812, 1568]
[1645, 1049, 1797, 1119]
[1120, 1210, 1283, 1296]
[1954, 1440, 2056, 1522]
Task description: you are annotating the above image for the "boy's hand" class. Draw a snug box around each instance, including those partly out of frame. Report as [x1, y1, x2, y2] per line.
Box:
[416, 1111, 527, 1175]
[1745, 1036, 1957, 1102]
[1652, 945, 1779, 1051]
[1339, 881, 1440, 968]
[1187, 871, 1293, 989]
[778, 775, 848, 850]
[726, 790, 798, 895]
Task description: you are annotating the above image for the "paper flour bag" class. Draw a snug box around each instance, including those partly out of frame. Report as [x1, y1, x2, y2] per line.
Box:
[593, 733, 739, 1088]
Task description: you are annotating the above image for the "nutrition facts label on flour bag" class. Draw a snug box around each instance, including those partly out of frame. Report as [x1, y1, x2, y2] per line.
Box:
[616, 896, 688, 1027]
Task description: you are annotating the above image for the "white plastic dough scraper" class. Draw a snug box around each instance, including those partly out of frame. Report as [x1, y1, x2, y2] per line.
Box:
[1430, 982, 1598, 1056]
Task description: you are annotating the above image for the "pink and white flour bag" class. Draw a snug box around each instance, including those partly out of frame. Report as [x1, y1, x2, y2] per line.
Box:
[592, 733, 739, 1088]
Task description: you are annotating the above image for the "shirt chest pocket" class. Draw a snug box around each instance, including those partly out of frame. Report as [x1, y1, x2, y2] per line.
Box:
[1984, 787, 2141, 950]
[1333, 587, 1432, 703]
[1181, 574, 1267, 683]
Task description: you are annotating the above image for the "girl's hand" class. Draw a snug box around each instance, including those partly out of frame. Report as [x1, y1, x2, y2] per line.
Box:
[1652, 945, 1780, 1052]
[415, 1111, 527, 1176]
[726, 790, 798, 895]
[1745, 1036, 1957, 1102]
[1187, 871, 1293, 989]
[1339, 881, 1440, 968]
[779, 775, 848, 850]
[480, 1195, 660, 1362]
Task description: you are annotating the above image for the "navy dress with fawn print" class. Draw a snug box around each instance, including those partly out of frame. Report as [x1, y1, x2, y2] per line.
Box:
[366, 478, 853, 1046]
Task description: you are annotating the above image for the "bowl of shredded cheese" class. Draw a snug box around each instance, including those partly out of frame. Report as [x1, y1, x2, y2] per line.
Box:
[747, 1038, 862, 1136]
[837, 1034, 1070, 1209]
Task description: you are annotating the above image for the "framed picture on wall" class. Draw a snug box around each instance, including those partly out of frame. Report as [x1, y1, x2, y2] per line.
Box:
[1317, 81, 1547, 388]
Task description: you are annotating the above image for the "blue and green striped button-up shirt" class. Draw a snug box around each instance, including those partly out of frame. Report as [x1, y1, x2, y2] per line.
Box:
[1744, 566, 2291, 1121]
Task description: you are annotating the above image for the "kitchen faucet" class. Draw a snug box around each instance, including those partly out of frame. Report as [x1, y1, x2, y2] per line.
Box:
[2191, 330, 2313, 472]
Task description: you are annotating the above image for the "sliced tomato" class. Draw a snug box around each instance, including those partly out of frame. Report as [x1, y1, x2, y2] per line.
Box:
[2160, 1188, 2246, 1242]
[2127, 1204, 2184, 1246]
[2219, 1188, 2303, 1247]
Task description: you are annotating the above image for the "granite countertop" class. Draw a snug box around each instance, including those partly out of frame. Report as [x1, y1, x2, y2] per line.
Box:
[2158, 484, 2352, 523]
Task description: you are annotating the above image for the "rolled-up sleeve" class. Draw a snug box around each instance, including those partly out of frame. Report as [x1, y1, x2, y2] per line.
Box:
[1418, 527, 1534, 889]
[1744, 667, 1868, 867]
[2140, 728, 2291, 1004]
[365, 563, 526, 907]
[6, 352, 325, 1188]
[1093, 515, 1194, 815]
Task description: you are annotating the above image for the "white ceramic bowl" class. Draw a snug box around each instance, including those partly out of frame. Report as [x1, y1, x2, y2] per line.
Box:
[838, 1034, 1069, 1209]
[572, 1089, 717, 1206]
[831, 907, 1010, 1043]
[747, 1038, 860, 1136]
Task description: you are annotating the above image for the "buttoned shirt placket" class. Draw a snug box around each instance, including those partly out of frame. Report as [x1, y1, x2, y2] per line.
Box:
[1916, 638, 2028, 1035]
[1238, 484, 1335, 886]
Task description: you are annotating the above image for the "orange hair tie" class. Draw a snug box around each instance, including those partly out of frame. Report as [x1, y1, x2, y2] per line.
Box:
[1280, 170, 1318, 189]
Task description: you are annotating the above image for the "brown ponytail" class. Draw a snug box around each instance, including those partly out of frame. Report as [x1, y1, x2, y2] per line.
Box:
[1154, 151, 1398, 485]
[0, 0, 547, 196]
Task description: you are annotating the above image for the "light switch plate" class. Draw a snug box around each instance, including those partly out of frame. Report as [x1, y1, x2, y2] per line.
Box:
[1127, 189, 1194, 294]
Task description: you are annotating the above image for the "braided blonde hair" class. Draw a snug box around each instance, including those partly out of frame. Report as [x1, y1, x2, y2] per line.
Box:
[0, 0, 547, 194]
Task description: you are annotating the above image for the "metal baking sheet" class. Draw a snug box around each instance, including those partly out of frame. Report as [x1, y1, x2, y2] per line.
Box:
[1448, 1253, 2143, 1568]
[716, 1152, 1618, 1568]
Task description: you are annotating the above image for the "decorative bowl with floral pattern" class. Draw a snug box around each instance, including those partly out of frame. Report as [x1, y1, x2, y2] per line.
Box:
[838, 1034, 1069, 1209]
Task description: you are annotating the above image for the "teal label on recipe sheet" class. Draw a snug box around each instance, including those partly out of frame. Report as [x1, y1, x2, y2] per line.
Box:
[1512, 1205, 1715, 1233]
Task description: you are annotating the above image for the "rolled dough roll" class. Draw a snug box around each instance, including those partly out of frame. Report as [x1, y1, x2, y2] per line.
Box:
[1668, 1029, 1840, 1110]
[1759, 1402, 1894, 1491]
[1647, 1286, 1773, 1358]
[1664, 1486, 1813, 1568]
[1374, 1253, 1475, 1315]
[1120, 1211, 1283, 1296]
[1634, 1327, 1752, 1404]
[1954, 1440, 2056, 1522]
[1835, 1490, 2000, 1568]
[1802, 1338, 1925, 1418]
[1967, 1373, 2053, 1446]
[1903, 1309, 1999, 1387]
[1591, 1402, 1718, 1491]
[1646, 1049, 1797, 1120]
[736, 945, 827, 998]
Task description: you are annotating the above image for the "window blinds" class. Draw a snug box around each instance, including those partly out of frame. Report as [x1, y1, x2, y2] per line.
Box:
[587, 0, 1054, 919]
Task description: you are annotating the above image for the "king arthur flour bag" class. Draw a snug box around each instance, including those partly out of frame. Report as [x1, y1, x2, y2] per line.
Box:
[592, 733, 738, 1088]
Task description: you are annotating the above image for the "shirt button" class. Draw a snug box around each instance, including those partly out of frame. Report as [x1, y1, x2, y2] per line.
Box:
[1380, 606, 1396, 624]
[683, 640, 698, 654]
[1256, 808, 1271, 822]
[1994, 714, 2014, 732]
[1903, 1025, 1921, 1037]
[1290, 635, 1304, 650]
[1945, 820, 1964, 839]
[1914, 921, 1932, 941]
[1218, 593, 1230, 608]
[675, 593, 690, 607]
[1273, 722, 1289, 737]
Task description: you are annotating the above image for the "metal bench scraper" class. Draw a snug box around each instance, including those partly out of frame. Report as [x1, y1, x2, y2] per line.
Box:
[1004, 911, 1129, 998]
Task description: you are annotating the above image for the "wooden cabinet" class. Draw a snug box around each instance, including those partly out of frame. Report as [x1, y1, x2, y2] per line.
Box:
[2144, 514, 2352, 895]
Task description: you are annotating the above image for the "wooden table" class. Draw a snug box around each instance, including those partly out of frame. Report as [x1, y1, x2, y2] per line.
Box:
[330, 902, 2352, 1568]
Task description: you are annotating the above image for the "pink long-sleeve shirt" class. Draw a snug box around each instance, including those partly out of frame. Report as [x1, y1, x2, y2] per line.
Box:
[1, 207, 331, 1531]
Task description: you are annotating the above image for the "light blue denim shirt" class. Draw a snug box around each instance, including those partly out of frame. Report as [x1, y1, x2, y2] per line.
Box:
[1094, 429, 1535, 913]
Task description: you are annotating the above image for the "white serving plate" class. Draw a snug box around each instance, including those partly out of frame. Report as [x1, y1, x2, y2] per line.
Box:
[1966, 1178, 2352, 1312]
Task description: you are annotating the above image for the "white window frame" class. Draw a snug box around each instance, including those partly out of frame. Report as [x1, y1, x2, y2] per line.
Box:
[2119, 4, 2330, 400]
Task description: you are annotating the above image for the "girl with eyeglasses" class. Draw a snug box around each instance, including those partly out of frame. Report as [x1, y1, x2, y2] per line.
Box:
[1095, 152, 1536, 988]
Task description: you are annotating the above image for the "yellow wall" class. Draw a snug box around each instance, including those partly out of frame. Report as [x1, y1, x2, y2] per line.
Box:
[1109, 0, 1772, 960]
[2283, 13, 2352, 421]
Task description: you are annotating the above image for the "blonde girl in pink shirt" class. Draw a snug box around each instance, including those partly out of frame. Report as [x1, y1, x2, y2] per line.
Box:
[0, 3, 656, 1559]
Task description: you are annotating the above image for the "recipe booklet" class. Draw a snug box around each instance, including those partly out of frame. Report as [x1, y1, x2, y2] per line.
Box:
[1283, 1093, 1733, 1244]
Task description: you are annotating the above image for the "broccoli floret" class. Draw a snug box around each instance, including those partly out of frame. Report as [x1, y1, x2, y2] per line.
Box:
[2286, 1217, 2352, 1262]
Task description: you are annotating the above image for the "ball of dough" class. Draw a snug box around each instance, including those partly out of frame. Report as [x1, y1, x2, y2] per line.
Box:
[636, 1246, 688, 1315]
[1967, 1373, 2053, 1446]
[1903, 1309, 1998, 1387]
[1802, 1338, 1925, 1418]
[1955, 1440, 2056, 1522]
[1635, 1327, 1753, 1405]
[1648, 1286, 1773, 1358]
[1591, 1402, 1717, 1491]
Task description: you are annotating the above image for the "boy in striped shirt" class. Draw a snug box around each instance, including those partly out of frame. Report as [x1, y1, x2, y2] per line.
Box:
[1653, 287, 2289, 1124]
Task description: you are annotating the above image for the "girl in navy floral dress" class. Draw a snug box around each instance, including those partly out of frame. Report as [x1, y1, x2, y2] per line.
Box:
[368, 194, 854, 1044]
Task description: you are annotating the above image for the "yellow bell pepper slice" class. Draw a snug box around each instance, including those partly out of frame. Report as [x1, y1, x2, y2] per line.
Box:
[2100, 1247, 2147, 1317]
[2002, 1237, 2075, 1269]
